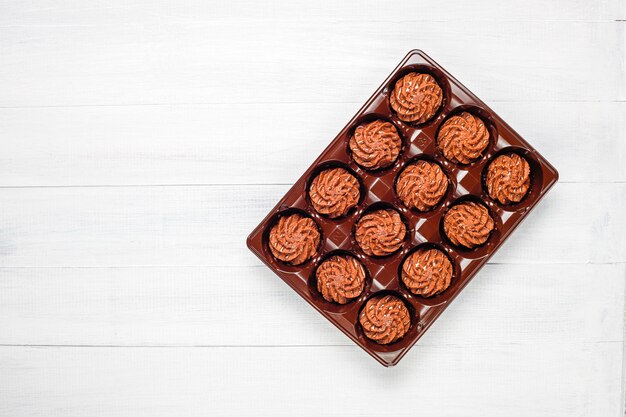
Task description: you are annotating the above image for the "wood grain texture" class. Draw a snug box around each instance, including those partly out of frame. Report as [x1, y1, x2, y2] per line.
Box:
[0, 21, 622, 106]
[0, 344, 622, 417]
[0, 0, 624, 416]
[0, 0, 621, 23]
[0, 264, 622, 347]
[0, 101, 623, 186]
[0, 184, 623, 267]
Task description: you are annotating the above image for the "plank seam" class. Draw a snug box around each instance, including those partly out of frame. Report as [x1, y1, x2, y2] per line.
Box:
[0, 341, 621, 349]
[0, 99, 624, 109]
[0, 181, 623, 189]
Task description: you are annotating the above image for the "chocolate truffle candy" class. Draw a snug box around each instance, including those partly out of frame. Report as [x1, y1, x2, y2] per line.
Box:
[355, 209, 406, 257]
[486, 153, 531, 204]
[268, 213, 320, 265]
[309, 167, 360, 218]
[359, 294, 411, 344]
[443, 202, 494, 249]
[401, 248, 453, 297]
[316, 255, 366, 304]
[389, 72, 443, 123]
[395, 160, 447, 211]
[437, 112, 490, 164]
[349, 120, 402, 170]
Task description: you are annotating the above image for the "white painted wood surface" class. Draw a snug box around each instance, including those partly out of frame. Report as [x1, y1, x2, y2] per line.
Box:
[0, 1, 624, 416]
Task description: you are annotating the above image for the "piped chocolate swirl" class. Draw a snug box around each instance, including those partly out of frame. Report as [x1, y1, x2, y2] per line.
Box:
[355, 209, 406, 257]
[401, 248, 452, 297]
[309, 167, 360, 218]
[395, 160, 447, 211]
[437, 112, 489, 164]
[485, 153, 531, 204]
[359, 294, 411, 344]
[268, 214, 320, 265]
[349, 120, 402, 170]
[389, 72, 443, 124]
[316, 255, 366, 304]
[443, 202, 494, 249]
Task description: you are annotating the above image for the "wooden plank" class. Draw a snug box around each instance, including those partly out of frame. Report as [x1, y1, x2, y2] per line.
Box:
[0, 343, 621, 416]
[0, 0, 620, 24]
[0, 101, 622, 186]
[616, 19, 626, 101]
[0, 1, 623, 416]
[0, 183, 623, 267]
[0, 21, 621, 107]
[0, 184, 623, 267]
[0, 264, 622, 347]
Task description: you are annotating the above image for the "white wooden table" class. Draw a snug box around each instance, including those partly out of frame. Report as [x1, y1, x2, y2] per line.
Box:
[0, 1, 624, 416]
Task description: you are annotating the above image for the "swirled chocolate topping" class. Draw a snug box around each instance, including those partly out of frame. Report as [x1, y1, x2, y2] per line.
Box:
[443, 202, 494, 249]
[486, 153, 531, 204]
[316, 255, 366, 304]
[359, 294, 410, 344]
[437, 112, 490, 164]
[355, 209, 406, 257]
[389, 72, 443, 123]
[401, 248, 452, 297]
[309, 167, 360, 218]
[269, 213, 320, 265]
[349, 120, 402, 170]
[395, 160, 447, 211]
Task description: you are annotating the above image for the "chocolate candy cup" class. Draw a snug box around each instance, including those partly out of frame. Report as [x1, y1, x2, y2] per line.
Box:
[248, 50, 558, 367]
[309, 167, 360, 218]
[349, 119, 402, 170]
[354, 208, 406, 257]
[401, 247, 453, 297]
[443, 201, 495, 249]
[485, 153, 531, 204]
[359, 294, 411, 344]
[395, 160, 448, 211]
[268, 213, 320, 265]
[390, 72, 443, 124]
[315, 254, 366, 304]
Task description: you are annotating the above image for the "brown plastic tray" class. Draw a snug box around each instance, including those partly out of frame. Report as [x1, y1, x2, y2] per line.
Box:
[246, 50, 558, 366]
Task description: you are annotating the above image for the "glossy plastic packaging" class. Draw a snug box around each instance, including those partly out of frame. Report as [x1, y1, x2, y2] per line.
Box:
[247, 50, 558, 366]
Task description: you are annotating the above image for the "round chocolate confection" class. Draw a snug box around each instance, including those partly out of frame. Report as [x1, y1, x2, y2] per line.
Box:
[389, 72, 443, 123]
[355, 209, 406, 257]
[268, 213, 320, 265]
[359, 294, 411, 344]
[401, 248, 453, 297]
[349, 119, 402, 170]
[443, 202, 494, 249]
[309, 167, 360, 218]
[316, 255, 366, 304]
[395, 160, 447, 211]
[485, 153, 531, 205]
[437, 112, 490, 164]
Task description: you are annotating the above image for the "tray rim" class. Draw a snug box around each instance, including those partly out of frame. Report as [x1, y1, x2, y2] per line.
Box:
[246, 49, 559, 367]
